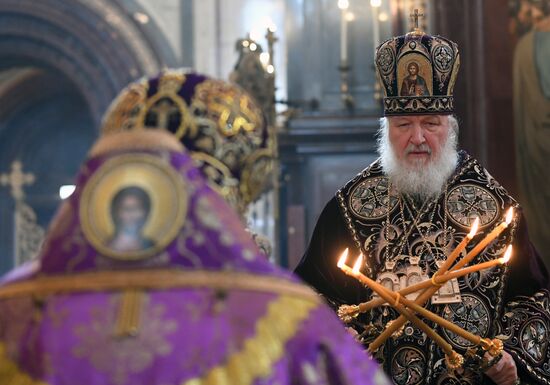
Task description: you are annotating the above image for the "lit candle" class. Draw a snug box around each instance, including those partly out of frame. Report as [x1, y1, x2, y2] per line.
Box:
[443, 217, 480, 272]
[338, 253, 458, 359]
[339, 242, 512, 319]
[451, 207, 514, 271]
[342, 244, 511, 352]
[434, 245, 512, 284]
[355, 218, 479, 348]
[338, 0, 349, 62]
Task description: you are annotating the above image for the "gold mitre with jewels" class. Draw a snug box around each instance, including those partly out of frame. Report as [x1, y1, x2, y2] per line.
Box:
[375, 22, 460, 115]
[101, 69, 273, 215]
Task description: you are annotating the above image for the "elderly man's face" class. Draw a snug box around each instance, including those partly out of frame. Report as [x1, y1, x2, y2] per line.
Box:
[388, 115, 450, 167]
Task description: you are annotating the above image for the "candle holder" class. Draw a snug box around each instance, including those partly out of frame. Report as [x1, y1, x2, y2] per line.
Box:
[338, 60, 354, 112]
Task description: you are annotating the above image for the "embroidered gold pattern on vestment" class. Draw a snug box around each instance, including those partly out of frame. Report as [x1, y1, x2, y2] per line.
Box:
[182, 295, 318, 385]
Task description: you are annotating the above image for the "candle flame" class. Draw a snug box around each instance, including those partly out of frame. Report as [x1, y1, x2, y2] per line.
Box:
[500, 245, 512, 264]
[352, 254, 363, 274]
[505, 207, 514, 225]
[468, 217, 480, 238]
[337, 248, 349, 269]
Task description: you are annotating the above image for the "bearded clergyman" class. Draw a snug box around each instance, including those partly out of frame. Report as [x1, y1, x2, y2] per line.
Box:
[295, 22, 550, 385]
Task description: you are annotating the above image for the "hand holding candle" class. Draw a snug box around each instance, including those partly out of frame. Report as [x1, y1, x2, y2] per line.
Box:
[338, 208, 512, 320]
[338, 252, 464, 369]
[337, 207, 514, 359]
[366, 218, 480, 351]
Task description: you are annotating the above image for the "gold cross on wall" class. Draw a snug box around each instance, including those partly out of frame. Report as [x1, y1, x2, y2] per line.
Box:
[0, 161, 35, 201]
[411, 8, 424, 30]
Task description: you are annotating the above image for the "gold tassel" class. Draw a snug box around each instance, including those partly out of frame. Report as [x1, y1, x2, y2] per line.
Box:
[114, 290, 143, 337]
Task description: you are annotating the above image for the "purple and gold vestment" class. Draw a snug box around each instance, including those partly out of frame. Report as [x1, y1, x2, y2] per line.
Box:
[0, 131, 389, 385]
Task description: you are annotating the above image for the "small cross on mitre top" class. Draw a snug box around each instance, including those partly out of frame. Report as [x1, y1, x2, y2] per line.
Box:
[410, 8, 425, 34]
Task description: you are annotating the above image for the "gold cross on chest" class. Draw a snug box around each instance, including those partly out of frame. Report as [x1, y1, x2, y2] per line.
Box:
[0, 161, 35, 201]
[411, 8, 424, 30]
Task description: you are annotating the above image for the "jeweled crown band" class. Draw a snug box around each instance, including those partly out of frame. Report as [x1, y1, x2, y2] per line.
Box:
[383, 96, 454, 116]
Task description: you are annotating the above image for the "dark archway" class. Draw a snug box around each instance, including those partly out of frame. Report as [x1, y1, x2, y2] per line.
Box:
[0, 0, 178, 272]
[0, 0, 177, 121]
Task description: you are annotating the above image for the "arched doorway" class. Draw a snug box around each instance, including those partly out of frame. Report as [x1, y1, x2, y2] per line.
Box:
[0, 0, 177, 272]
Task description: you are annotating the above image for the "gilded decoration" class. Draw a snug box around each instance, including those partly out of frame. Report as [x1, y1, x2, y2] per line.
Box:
[0, 270, 320, 304]
[397, 54, 433, 97]
[193, 79, 263, 137]
[72, 295, 177, 385]
[139, 73, 198, 139]
[79, 154, 188, 261]
[182, 295, 318, 385]
[446, 184, 499, 228]
[100, 70, 274, 215]
[375, 32, 460, 115]
[101, 81, 149, 133]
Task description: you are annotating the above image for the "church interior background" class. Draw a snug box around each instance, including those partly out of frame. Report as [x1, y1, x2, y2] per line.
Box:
[0, 0, 548, 274]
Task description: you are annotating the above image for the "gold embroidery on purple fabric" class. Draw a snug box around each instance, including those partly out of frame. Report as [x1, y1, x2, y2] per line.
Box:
[181, 295, 318, 385]
[0, 270, 321, 304]
[0, 342, 49, 385]
[193, 79, 263, 138]
[101, 79, 149, 134]
[100, 70, 273, 217]
[114, 290, 144, 337]
[72, 295, 177, 385]
[79, 154, 188, 261]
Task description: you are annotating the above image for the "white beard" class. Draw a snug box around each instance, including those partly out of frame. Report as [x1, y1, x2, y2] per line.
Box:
[377, 117, 459, 201]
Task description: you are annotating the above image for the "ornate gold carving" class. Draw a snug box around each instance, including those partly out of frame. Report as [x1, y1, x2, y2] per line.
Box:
[0, 161, 45, 266]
